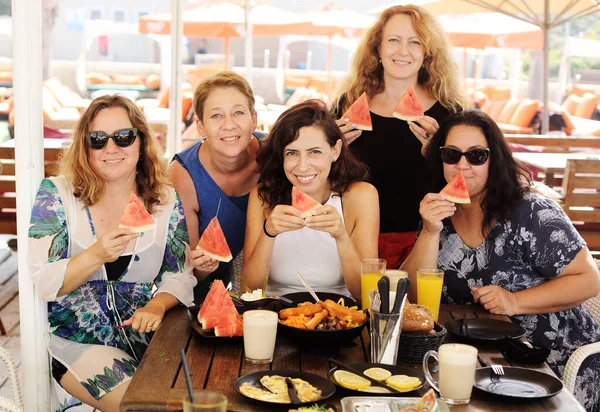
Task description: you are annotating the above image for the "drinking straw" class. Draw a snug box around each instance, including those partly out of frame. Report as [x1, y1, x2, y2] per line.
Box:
[215, 198, 222, 219]
[180, 348, 195, 404]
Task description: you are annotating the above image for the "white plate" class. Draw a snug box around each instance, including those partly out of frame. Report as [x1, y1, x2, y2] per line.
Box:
[340, 396, 449, 412]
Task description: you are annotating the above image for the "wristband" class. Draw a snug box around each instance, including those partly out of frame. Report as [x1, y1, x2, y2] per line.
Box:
[263, 218, 277, 238]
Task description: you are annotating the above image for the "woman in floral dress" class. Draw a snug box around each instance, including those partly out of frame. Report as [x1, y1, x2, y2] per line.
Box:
[402, 109, 600, 411]
[28, 95, 197, 411]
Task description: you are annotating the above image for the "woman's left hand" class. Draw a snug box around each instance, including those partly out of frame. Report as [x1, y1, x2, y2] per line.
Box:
[472, 285, 519, 316]
[304, 205, 346, 239]
[408, 116, 439, 149]
[122, 302, 165, 333]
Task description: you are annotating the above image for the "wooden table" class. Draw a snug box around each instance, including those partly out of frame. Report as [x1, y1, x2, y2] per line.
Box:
[514, 152, 600, 186]
[121, 305, 584, 412]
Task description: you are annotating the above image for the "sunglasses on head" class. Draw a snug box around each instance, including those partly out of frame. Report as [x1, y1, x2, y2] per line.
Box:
[89, 128, 138, 150]
[440, 146, 490, 166]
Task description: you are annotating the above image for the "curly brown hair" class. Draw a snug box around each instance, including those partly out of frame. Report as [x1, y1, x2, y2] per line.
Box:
[331, 4, 465, 114]
[59, 94, 170, 212]
[257, 100, 369, 210]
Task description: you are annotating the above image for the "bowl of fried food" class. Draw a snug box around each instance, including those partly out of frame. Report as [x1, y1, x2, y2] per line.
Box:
[278, 294, 367, 346]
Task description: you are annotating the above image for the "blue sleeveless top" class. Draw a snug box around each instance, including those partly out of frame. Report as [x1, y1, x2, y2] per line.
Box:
[173, 133, 264, 296]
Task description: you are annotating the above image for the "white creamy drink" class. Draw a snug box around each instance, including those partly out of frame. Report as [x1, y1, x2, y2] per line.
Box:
[439, 343, 478, 403]
[243, 310, 278, 364]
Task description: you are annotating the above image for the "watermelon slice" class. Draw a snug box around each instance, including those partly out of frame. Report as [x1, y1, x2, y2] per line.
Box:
[342, 92, 372, 131]
[292, 186, 322, 218]
[440, 170, 471, 204]
[393, 84, 424, 121]
[198, 216, 232, 262]
[118, 192, 156, 233]
[197, 280, 243, 337]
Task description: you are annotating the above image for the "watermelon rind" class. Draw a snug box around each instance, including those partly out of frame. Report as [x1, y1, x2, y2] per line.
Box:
[201, 248, 233, 263]
[442, 194, 471, 204]
[392, 112, 423, 122]
[292, 187, 322, 218]
[343, 91, 373, 131]
[119, 222, 156, 233]
[355, 123, 373, 131]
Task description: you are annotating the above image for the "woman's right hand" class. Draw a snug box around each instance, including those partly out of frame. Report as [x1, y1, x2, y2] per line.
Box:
[419, 193, 456, 234]
[336, 117, 362, 144]
[92, 228, 138, 263]
[265, 205, 306, 237]
[190, 248, 219, 278]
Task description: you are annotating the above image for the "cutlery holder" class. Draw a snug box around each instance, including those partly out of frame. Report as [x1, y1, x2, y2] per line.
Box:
[397, 322, 447, 364]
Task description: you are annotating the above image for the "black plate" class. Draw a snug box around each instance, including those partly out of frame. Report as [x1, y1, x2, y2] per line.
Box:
[445, 318, 526, 341]
[186, 306, 243, 340]
[234, 369, 336, 406]
[474, 366, 563, 399]
[327, 362, 424, 396]
[278, 292, 366, 346]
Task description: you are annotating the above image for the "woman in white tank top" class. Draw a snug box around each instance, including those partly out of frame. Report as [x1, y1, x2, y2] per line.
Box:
[242, 101, 380, 300]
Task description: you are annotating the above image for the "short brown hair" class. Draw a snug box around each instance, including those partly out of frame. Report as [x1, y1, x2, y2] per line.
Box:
[59, 94, 170, 212]
[192, 71, 255, 121]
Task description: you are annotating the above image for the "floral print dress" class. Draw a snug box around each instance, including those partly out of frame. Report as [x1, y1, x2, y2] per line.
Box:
[435, 192, 600, 412]
[28, 176, 197, 412]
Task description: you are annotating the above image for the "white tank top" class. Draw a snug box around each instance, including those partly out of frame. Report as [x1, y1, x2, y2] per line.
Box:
[267, 192, 351, 297]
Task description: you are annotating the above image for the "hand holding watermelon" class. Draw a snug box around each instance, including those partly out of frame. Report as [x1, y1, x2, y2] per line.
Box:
[92, 228, 139, 263]
[189, 248, 220, 278]
[304, 204, 347, 240]
[265, 205, 306, 237]
[335, 117, 363, 145]
[407, 115, 440, 151]
[418, 193, 456, 234]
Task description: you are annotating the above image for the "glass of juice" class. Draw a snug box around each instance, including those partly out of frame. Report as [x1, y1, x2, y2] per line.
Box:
[243, 310, 278, 364]
[417, 268, 444, 322]
[183, 391, 227, 412]
[361, 258, 387, 309]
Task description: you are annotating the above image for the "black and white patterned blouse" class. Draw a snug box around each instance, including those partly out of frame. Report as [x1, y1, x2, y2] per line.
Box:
[435, 192, 600, 411]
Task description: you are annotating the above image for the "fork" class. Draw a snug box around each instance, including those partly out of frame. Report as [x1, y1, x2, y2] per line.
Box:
[490, 364, 505, 383]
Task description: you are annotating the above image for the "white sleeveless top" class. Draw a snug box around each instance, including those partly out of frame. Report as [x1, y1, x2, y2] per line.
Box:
[267, 192, 351, 297]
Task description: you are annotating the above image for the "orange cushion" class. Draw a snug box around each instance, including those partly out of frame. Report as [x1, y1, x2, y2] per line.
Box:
[488, 100, 507, 121]
[561, 111, 576, 135]
[480, 100, 494, 115]
[472, 90, 488, 108]
[574, 93, 598, 119]
[570, 84, 600, 97]
[0, 71, 12, 83]
[145, 74, 160, 90]
[111, 74, 144, 85]
[562, 94, 582, 115]
[488, 87, 511, 101]
[181, 92, 193, 123]
[509, 99, 540, 127]
[158, 86, 170, 108]
[498, 98, 521, 123]
[87, 72, 111, 85]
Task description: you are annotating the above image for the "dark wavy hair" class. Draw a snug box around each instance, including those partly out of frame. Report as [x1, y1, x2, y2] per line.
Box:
[423, 109, 532, 235]
[257, 100, 369, 210]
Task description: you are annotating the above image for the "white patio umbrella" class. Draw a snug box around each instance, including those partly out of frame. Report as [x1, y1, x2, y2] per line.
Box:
[370, 0, 600, 133]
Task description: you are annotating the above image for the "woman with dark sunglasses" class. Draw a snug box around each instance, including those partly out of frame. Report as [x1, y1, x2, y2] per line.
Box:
[169, 71, 262, 299]
[27, 95, 197, 411]
[402, 109, 600, 412]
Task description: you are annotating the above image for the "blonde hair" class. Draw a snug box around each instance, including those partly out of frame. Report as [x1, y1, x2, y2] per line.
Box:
[193, 71, 255, 121]
[59, 95, 170, 212]
[332, 5, 466, 114]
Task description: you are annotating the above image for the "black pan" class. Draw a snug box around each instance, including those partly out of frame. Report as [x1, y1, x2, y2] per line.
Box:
[327, 362, 424, 396]
[234, 369, 336, 406]
[186, 306, 243, 340]
[474, 366, 563, 399]
[445, 318, 526, 341]
[278, 292, 366, 346]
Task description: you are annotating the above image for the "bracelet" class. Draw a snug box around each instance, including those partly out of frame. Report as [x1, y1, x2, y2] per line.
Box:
[263, 218, 277, 238]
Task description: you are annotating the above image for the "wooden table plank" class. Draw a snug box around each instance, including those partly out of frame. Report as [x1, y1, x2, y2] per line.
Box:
[122, 304, 585, 412]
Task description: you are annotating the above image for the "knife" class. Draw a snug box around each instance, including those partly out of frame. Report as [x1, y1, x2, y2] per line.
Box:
[378, 276, 390, 314]
[285, 377, 302, 404]
[296, 272, 321, 302]
[379, 278, 410, 364]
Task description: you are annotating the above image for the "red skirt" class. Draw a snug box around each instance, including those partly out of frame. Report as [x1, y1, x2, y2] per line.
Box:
[378, 232, 417, 269]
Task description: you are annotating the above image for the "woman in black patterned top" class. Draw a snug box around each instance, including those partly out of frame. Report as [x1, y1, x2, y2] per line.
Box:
[402, 109, 600, 412]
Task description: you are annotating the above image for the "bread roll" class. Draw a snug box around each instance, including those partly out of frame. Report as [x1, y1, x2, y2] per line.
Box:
[402, 303, 434, 332]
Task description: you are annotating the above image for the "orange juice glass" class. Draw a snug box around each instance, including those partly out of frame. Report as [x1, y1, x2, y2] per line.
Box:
[360, 258, 386, 309]
[417, 268, 444, 322]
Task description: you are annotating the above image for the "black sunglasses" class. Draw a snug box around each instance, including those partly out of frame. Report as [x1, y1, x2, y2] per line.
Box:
[440, 146, 490, 166]
[89, 128, 138, 150]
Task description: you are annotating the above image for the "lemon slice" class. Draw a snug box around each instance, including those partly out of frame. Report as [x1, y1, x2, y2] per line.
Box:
[386, 375, 422, 391]
[358, 386, 391, 393]
[333, 370, 371, 390]
[363, 367, 392, 382]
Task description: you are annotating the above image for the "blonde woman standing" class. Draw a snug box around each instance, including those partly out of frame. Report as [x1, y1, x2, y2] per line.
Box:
[331, 5, 465, 269]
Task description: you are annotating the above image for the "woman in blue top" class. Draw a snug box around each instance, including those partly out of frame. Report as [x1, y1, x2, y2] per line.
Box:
[402, 109, 600, 411]
[169, 71, 262, 298]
